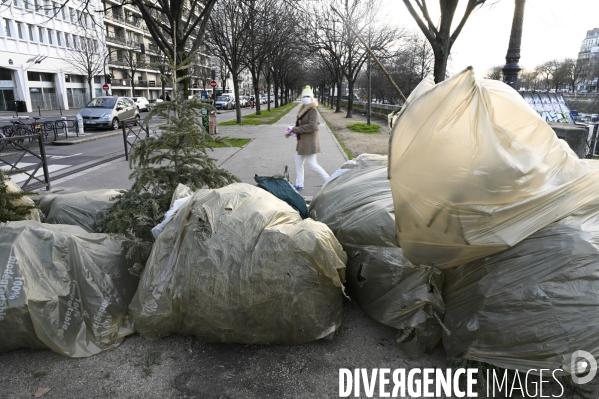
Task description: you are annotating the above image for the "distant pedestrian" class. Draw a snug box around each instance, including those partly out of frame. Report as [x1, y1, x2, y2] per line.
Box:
[166, 94, 171, 101]
[285, 85, 329, 191]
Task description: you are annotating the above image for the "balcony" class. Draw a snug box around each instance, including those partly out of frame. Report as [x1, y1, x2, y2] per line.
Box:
[106, 32, 126, 43]
[147, 43, 161, 53]
[110, 79, 132, 87]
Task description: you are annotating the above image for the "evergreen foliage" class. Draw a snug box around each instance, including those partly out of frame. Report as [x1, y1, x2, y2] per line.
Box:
[96, 98, 239, 268]
[0, 169, 38, 223]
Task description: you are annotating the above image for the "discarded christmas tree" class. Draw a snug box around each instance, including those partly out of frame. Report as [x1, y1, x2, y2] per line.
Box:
[97, 52, 239, 269]
[0, 169, 38, 223]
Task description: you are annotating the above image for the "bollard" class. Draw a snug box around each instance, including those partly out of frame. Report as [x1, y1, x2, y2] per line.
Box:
[76, 114, 84, 136]
[38, 106, 41, 117]
[59, 104, 63, 116]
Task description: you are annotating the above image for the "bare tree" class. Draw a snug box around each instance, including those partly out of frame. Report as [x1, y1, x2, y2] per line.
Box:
[402, 0, 489, 83]
[119, 40, 148, 96]
[67, 30, 106, 101]
[206, 0, 252, 124]
[486, 65, 503, 80]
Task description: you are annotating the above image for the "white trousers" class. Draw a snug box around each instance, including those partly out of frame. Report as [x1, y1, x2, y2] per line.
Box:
[295, 153, 329, 187]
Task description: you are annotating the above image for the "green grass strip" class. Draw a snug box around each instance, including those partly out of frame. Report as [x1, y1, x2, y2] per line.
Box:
[207, 138, 251, 148]
[347, 123, 380, 134]
[218, 102, 298, 126]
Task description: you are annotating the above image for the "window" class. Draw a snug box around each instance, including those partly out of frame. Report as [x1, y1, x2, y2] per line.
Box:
[65, 33, 70, 47]
[47, 29, 52, 44]
[52, 2, 58, 17]
[56, 31, 61, 46]
[4, 19, 12, 37]
[38, 27, 44, 43]
[93, 40, 98, 51]
[17, 23, 23, 39]
[76, 10, 81, 24]
[24, 0, 29, 9]
[34, 0, 40, 11]
[61, 6, 67, 20]
[69, 8, 75, 22]
[28, 24, 34, 41]
[72, 35, 78, 49]
[0, 68, 12, 80]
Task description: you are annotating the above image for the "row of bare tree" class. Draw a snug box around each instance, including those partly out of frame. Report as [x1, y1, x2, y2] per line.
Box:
[486, 57, 599, 92]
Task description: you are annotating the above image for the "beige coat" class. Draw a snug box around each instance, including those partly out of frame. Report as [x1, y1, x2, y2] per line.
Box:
[292, 102, 321, 155]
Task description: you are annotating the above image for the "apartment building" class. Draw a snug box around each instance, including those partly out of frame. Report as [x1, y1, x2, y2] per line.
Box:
[103, 0, 212, 100]
[0, 0, 105, 111]
[576, 27, 599, 92]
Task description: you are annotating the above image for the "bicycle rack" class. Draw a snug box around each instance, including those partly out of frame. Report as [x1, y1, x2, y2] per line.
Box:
[0, 133, 51, 191]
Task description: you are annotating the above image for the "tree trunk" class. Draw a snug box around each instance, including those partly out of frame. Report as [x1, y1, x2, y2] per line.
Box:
[274, 79, 279, 108]
[335, 79, 342, 113]
[432, 45, 449, 83]
[88, 78, 93, 102]
[233, 73, 242, 124]
[252, 74, 261, 115]
[161, 76, 166, 99]
[346, 79, 354, 118]
[266, 81, 271, 111]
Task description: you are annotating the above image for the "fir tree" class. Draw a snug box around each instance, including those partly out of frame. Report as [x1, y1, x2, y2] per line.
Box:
[0, 169, 38, 223]
[96, 91, 239, 267]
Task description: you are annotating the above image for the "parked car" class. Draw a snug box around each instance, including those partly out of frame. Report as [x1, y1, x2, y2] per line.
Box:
[215, 95, 233, 110]
[148, 98, 164, 105]
[219, 93, 236, 108]
[78, 97, 139, 130]
[260, 96, 267, 104]
[130, 96, 150, 112]
[238, 96, 248, 108]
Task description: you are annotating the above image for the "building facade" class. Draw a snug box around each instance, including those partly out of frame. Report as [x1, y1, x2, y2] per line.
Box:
[576, 27, 599, 92]
[103, 0, 213, 100]
[0, 0, 106, 111]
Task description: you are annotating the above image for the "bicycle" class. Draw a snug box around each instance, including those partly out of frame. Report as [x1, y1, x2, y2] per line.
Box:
[4, 121, 35, 150]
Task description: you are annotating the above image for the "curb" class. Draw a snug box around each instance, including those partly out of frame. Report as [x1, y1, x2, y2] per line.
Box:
[316, 108, 349, 161]
[51, 131, 122, 145]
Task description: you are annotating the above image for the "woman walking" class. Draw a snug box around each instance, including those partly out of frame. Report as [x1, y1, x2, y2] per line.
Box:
[286, 86, 329, 191]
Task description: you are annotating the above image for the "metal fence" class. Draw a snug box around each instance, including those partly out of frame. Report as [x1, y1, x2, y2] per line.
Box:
[0, 133, 50, 190]
[122, 120, 149, 161]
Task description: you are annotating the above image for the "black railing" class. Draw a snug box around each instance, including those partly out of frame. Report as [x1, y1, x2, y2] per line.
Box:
[122, 120, 149, 161]
[0, 133, 50, 190]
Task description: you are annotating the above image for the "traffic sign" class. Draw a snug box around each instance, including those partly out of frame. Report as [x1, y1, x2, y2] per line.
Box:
[102, 84, 110, 91]
[210, 80, 217, 88]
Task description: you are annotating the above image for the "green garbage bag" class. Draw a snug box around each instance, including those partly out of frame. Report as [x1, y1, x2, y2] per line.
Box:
[130, 183, 346, 344]
[443, 206, 599, 374]
[38, 189, 121, 232]
[310, 163, 445, 357]
[0, 221, 138, 357]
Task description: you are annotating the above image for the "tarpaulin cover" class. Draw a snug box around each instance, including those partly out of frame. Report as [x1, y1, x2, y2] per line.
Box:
[38, 190, 121, 232]
[309, 161, 444, 356]
[0, 221, 138, 357]
[442, 206, 599, 374]
[389, 67, 599, 269]
[254, 175, 308, 218]
[6, 178, 42, 221]
[130, 183, 347, 344]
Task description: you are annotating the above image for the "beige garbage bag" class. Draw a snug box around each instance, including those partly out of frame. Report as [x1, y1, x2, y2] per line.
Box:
[5, 178, 42, 221]
[130, 183, 347, 344]
[389, 67, 599, 269]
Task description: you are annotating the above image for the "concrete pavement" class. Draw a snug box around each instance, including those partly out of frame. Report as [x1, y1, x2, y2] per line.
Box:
[42, 102, 348, 198]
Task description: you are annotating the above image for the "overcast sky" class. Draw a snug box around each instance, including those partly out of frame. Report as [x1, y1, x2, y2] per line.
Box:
[382, 0, 599, 76]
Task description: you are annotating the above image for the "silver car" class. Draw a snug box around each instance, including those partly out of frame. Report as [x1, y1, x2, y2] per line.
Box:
[78, 96, 140, 130]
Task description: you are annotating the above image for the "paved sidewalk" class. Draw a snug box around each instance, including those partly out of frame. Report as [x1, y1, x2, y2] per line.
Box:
[44, 102, 348, 198]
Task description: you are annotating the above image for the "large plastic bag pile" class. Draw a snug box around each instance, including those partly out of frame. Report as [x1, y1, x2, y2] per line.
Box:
[131, 183, 347, 345]
[38, 189, 121, 232]
[310, 157, 444, 357]
[0, 221, 138, 357]
[389, 67, 599, 269]
[386, 68, 599, 371]
[443, 207, 599, 374]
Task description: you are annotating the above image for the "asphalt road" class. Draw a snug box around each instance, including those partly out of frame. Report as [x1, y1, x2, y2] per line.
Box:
[1, 107, 257, 188]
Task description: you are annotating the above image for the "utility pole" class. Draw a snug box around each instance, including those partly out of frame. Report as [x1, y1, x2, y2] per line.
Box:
[502, 0, 526, 90]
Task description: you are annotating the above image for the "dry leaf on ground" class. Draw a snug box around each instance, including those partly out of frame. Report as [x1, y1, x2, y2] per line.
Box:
[33, 387, 51, 397]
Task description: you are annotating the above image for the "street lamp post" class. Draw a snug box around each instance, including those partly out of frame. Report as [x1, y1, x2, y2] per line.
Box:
[502, 0, 526, 90]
